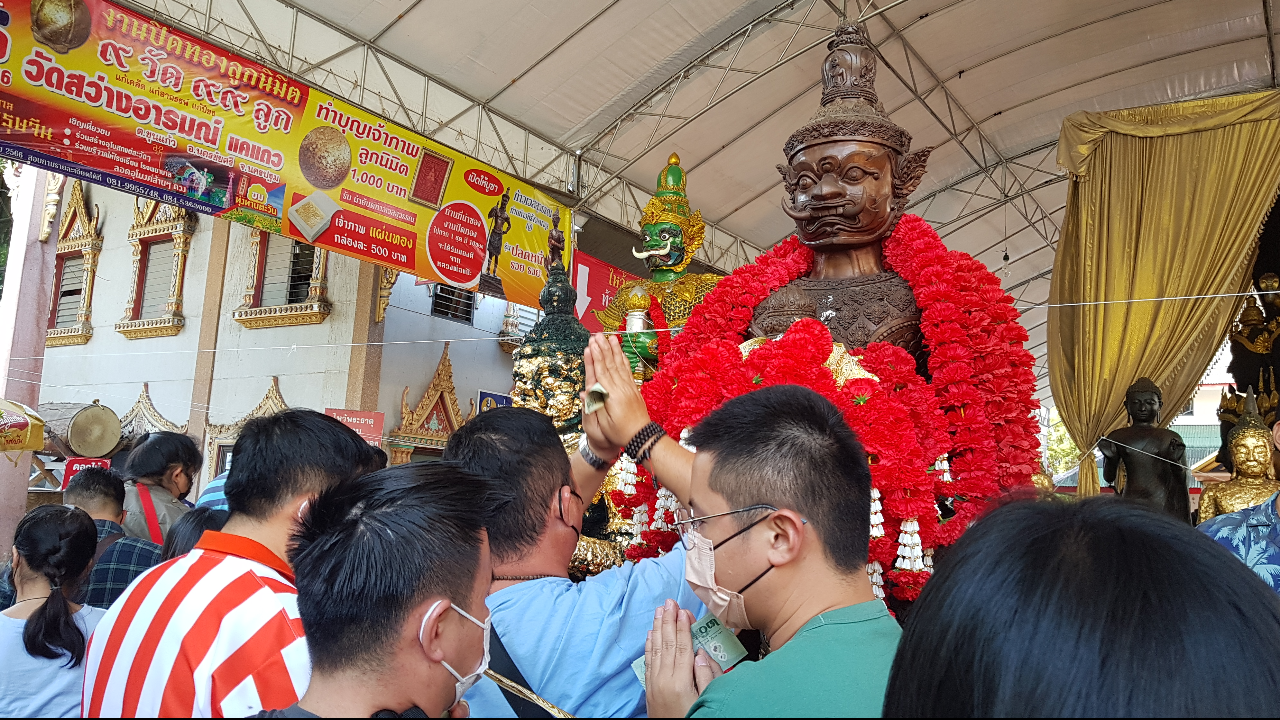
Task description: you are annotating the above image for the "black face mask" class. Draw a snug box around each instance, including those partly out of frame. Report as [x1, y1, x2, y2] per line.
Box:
[558, 487, 584, 540]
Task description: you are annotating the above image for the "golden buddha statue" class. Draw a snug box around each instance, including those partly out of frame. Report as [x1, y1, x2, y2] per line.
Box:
[1200, 389, 1280, 524]
[593, 154, 720, 380]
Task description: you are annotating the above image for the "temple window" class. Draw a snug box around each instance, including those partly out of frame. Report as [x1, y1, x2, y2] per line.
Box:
[138, 240, 175, 319]
[51, 255, 86, 326]
[46, 180, 102, 347]
[115, 200, 195, 340]
[431, 284, 475, 324]
[232, 231, 331, 329]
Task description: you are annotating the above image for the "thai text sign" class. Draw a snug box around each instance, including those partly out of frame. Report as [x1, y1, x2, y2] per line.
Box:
[324, 408, 385, 447]
[0, 1, 567, 307]
[573, 250, 639, 333]
[63, 456, 111, 489]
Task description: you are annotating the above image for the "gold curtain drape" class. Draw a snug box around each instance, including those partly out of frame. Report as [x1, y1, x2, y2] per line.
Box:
[1051, 91, 1280, 496]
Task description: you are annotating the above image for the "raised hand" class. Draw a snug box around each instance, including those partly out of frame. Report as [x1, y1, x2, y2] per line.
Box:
[582, 333, 652, 450]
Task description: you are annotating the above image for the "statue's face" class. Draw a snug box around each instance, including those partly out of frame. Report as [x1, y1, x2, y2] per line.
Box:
[1231, 433, 1273, 477]
[782, 140, 898, 248]
[635, 221, 686, 272]
[1124, 391, 1161, 424]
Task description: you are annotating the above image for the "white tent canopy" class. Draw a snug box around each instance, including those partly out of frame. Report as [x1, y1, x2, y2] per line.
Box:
[128, 0, 1280, 408]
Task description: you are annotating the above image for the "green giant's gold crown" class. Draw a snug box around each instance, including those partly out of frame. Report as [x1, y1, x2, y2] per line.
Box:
[640, 153, 705, 273]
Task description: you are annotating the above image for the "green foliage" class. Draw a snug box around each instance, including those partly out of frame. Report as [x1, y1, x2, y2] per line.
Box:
[0, 169, 11, 299]
[1046, 407, 1081, 476]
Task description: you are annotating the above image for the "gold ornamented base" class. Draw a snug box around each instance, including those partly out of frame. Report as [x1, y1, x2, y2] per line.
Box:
[233, 302, 332, 329]
[115, 316, 183, 339]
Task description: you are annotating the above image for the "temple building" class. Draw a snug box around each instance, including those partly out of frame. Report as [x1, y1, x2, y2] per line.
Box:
[3, 168, 527, 491]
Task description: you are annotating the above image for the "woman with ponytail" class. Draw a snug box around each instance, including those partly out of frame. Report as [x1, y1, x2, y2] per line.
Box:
[0, 504, 104, 717]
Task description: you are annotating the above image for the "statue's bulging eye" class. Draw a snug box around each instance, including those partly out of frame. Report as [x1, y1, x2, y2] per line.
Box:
[797, 175, 816, 191]
[844, 167, 866, 182]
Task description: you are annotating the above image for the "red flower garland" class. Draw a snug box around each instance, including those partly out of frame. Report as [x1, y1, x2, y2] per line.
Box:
[639, 215, 1040, 599]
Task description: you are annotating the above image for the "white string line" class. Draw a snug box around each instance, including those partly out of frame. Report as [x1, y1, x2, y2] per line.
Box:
[1015, 289, 1278, 310]
[2, 373, 479, 448]
[5, 373, 1221, 469]
[1089, 436, 1195, 471]
[3, 325, 677, 363]
[17, 285, 1269, 364]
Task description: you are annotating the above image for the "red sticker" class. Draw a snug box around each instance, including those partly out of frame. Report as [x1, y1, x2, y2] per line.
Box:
[463, 168, 504, 196]
[427, 201, 487, 286]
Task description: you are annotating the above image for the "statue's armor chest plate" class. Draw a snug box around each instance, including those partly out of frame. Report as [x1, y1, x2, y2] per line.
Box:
[594, 274, 721, 331]
[651, 274, 720, 326]
[758, 272, 927, 372]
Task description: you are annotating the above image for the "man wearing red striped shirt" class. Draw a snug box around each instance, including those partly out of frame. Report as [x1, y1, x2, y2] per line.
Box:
[83, 410, 381, 718]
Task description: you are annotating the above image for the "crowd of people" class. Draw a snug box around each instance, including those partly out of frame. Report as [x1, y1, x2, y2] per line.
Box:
[2, 334, 1280, 717]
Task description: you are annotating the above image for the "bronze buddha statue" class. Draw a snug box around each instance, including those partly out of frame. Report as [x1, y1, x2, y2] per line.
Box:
[1200, 389, 1280, 524]
[753, 23, 932, 374]
[1099, 378, 1190, 523]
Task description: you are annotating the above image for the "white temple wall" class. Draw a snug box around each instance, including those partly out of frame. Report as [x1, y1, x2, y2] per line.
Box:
[378, 273, 515, 432]
[39, 183, 211, 425]
[205, 222, 361, 424]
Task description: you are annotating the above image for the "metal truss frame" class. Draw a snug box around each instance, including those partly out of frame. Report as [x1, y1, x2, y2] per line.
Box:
[116, 0, 577, 191]
[570, 0, 843, 272]
[863, 2, 1062, 251]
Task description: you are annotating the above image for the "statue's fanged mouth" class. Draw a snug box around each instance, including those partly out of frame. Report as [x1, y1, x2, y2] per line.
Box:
[633, 238, 673, 259]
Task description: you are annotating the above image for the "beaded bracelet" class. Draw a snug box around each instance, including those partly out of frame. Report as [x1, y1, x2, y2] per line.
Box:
[624, 422, 665, 462]
[636, 430, 666, 464]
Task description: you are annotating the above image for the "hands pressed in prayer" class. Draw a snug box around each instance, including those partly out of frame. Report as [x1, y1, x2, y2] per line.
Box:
[582, 333, 652, 455]
[645, 599, 723, 718]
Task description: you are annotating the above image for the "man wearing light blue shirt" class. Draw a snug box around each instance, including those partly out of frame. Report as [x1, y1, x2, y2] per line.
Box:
[446, 335, 703, 717]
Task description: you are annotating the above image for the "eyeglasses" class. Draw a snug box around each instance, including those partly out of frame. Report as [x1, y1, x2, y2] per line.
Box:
[673, 504, 777, 550]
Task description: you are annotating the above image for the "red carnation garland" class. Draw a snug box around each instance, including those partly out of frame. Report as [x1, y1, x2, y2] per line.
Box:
[638, 215, 1040, 599]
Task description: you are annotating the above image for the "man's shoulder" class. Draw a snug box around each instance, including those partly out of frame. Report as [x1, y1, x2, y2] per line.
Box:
[1199, 497, 1274, 541]
[691, 632, 894, 718]
[106, 535, 163, 559]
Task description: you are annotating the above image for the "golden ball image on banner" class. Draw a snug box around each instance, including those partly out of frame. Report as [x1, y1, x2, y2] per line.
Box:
[298, 126, 352, 190]
[31, 0, 93, 53]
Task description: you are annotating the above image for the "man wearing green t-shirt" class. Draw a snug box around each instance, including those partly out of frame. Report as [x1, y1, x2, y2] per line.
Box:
[644, 385, 900, 718]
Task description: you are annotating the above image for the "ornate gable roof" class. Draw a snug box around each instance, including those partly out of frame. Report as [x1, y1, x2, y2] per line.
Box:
[389, 343, 470, 452]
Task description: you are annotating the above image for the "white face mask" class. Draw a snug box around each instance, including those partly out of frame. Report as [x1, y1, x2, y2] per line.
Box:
[421, 600, 491, 708]
[684, 528, 772, 630]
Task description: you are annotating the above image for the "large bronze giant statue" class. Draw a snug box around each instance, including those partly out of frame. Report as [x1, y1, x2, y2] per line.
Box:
[754, 23, 932, 374]
[632, 21, 1042, 594]
[1099, 378, 1190, 523]
[594, 154, 720, 380]
[1200, 389, 1280, 524]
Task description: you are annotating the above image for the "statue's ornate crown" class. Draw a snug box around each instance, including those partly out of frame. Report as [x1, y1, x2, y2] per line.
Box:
[1229, 388, 1273, 445]
[784, 22, 912, 158]
[640, 153, 705, 273]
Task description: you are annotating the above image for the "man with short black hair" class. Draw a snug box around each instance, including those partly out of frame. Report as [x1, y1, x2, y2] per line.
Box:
[62, 466, 162, 609]
[449, 335, 705, 717]
[260, 462, 492, 718]
[84, 409, 380, 718]
[645, 384, 899, 718]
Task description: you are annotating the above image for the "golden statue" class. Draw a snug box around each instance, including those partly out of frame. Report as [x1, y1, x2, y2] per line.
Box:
[1200, 389, 1280, 524]
[593, 154, 720, 380]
